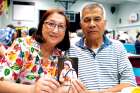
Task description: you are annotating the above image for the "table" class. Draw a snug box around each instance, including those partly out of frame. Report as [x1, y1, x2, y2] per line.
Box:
[128, 54, 140, 86]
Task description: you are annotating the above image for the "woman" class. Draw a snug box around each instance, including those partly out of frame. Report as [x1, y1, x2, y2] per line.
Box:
[0, 8, 70, 93]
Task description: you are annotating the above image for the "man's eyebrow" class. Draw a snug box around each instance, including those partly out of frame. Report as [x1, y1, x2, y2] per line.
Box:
[95, 16, 101, 18]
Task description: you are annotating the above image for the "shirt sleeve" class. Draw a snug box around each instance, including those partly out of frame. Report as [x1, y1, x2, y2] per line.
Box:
[117, 42, 137, 86]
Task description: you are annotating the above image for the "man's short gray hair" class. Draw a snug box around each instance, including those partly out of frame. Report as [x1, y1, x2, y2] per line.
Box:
[81, 2, 106, 20]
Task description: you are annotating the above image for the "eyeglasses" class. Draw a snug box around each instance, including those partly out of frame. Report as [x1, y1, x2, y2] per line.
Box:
[44, 21, 66, 32]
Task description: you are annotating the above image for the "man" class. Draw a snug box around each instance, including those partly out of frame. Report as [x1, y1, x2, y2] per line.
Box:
[135, 32, 140, 54]
[0, 24, 16, 46]
[67, 2, 136, 93]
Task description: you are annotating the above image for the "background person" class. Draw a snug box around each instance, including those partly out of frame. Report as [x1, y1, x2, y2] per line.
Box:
[0, 24, 16, 46]
[135, 32, 140, 54]
[28, 27, 37, 38]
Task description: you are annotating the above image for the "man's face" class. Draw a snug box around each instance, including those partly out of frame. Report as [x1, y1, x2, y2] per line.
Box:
[80, 7, 106, 40]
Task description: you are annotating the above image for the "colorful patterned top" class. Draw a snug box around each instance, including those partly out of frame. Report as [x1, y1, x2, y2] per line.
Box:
[0, 36, 63, 84]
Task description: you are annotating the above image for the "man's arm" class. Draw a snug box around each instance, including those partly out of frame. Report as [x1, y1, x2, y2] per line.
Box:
[100, 83, 131, 93]
[71, 80, 131, 93]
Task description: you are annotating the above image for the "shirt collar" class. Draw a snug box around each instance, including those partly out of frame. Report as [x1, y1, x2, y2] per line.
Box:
[32, 40, 62, 57]
[75, 35, 112, 49]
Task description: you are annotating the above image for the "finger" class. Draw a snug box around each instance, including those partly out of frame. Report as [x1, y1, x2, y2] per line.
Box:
[44, 78, 60, 87]
[68, 87, 72, 93]
[71, 82, 78, 93]
[75, 79, 86, 90]
[38, 77, 60, 93]
[71, 79, 86, 93]
[35, 78, 55, 93]
[40, 85, 53, 93]
[41, 80, 58, 92]
[68, 86, 73, 93]
[43, 81, 57, 90]
[62, 85, 71, 93]
[41, 91, 49, 93]
[62, 80, 72, 86]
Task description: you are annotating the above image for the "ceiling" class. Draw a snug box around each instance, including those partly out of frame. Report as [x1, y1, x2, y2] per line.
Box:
[80, 0, 140, 4]
[14, 0, 140, 5]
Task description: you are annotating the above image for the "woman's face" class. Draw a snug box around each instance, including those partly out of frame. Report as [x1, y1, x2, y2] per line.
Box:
[42, 12, 66, 46]
[64, 64, 70, 70]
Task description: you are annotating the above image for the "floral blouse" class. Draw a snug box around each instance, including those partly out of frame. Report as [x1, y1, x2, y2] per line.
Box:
[0, 36, 63, 84]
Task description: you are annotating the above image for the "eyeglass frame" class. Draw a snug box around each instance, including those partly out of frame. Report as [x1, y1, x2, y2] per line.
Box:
[43, 20, 66, 32]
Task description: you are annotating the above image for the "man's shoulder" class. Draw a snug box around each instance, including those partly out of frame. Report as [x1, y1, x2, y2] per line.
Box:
[69, 44, 81, 51]
[109, 39, 127, 53]
[66, 44, 81, 57]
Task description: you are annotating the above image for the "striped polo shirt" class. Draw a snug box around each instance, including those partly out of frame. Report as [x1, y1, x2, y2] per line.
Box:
[67, 36, 136, 91]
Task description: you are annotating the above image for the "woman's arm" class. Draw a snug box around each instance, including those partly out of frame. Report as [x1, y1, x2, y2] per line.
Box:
[0, 80, 34, 93]
[0, 77, 61, 93]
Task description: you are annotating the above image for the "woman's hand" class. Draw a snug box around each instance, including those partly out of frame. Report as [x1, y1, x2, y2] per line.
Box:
[34, 77, 60, 93]
[54, 85, 71, 93]
[54, 80, 97, 93]
[54, 79, 88, 93]
[70, 79, 88, 93]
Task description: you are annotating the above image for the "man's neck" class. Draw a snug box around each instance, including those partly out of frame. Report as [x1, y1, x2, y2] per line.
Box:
[85, 37, 103, 49]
